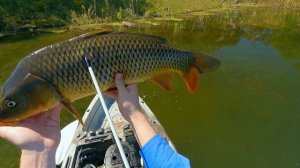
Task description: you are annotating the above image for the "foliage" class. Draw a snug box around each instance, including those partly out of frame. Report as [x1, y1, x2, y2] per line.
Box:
[0, 0, 75, 31]
[0, 0, 299, 31]
[150, 0, 220, 17]
[221, 0, 300, 6]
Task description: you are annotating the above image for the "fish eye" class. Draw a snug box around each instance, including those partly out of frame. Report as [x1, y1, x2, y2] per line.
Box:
[5, 99, 17, 108]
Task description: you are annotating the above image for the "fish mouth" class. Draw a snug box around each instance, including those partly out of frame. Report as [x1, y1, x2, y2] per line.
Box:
[0, 110, 20, 126]
[0, 113, 20, 126]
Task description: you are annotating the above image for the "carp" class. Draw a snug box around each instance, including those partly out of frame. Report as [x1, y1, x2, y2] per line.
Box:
[0, 30, 220, 126]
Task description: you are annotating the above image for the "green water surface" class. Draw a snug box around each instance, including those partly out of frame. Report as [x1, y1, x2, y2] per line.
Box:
[0, 6, 300, 168]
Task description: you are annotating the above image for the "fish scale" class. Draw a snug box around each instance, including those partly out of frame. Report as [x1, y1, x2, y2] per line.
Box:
[0, 30, 220, 125]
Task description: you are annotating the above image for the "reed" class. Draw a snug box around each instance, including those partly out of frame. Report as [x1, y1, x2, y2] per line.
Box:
[1, 0, 299, 32]
[240, 0, 300, 8]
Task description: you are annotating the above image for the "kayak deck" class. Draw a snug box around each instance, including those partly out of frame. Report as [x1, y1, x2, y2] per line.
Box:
[56, 96, 174, 167]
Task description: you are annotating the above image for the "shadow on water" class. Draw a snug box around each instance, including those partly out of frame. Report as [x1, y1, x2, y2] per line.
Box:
[0, 6, 300, 168]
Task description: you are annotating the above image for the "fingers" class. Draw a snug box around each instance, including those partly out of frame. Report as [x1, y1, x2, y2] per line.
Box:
[127, 83, 138, 92]
[114, 73, 139, 95]
[50, 105, 62, 121]
[115, 73, 126, 93]
[44, 105, 62, 126]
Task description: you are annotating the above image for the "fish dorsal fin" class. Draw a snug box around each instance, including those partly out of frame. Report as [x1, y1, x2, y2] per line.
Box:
[70, 30, 168, 44]
[181, 67, 200, 94]
[115, 33, 168, 44]
[70, 28, 113, 41]
[60, 100, 84, 126]
[151, 73, 173, 91]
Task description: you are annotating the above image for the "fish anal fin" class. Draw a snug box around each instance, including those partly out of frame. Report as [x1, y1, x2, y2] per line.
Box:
[151, 73, 173, 91]
[181, 67, 200, 94]
[60, 100, 84, 126]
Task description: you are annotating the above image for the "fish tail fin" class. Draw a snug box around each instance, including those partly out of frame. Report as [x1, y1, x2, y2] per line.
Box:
[180, 52, 220, 93]
[193, 52, 221, 73]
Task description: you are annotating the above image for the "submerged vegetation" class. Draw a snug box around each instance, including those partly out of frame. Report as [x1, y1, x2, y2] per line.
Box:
[0, 0, 299, 32]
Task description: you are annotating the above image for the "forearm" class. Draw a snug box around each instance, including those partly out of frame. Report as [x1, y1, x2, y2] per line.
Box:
[20, 149, 56, 168]
[127, 110, 157, 147]
[112, 73, 157, 147]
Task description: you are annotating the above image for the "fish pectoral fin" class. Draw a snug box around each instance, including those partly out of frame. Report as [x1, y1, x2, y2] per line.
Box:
[60, 100, 84, 126]
[181, 67, 200, 94]
[151, 73, 173, 91]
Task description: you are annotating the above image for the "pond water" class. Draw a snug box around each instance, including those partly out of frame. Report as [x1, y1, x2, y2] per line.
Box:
[0, 6, 300, 168]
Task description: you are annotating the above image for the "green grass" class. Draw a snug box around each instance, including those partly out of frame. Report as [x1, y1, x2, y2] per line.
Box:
[148, 0, 220, 16]
[241, 0, 300, 8]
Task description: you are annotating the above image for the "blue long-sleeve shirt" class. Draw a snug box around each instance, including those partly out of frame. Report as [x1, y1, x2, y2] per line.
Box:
[139, 134, 190, 168]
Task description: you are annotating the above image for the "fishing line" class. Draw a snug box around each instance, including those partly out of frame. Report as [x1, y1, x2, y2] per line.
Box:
[85, 55, 131, 168]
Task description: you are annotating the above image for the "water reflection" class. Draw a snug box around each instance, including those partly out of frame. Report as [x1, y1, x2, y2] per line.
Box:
[136, 6, 300, 64]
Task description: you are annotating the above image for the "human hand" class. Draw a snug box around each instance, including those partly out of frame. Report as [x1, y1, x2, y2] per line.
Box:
[105, 73, 141, 122]
[0, 105, 62, 168]
[106, 74, 157, 146]
[0, 105, 62, 151]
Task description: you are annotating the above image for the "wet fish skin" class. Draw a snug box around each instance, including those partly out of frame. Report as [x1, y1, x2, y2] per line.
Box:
[0, 30, 220, 125]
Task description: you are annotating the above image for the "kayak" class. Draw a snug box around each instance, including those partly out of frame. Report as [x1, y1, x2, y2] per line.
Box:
[55, 95, 175, 168]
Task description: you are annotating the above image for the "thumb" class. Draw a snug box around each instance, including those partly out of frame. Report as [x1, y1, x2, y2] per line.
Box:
[0, 126, 16, 141]
[115, 73, 126, 92]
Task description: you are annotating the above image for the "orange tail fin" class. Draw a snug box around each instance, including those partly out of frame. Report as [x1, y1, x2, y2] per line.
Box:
[181, 52, 220, 93]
